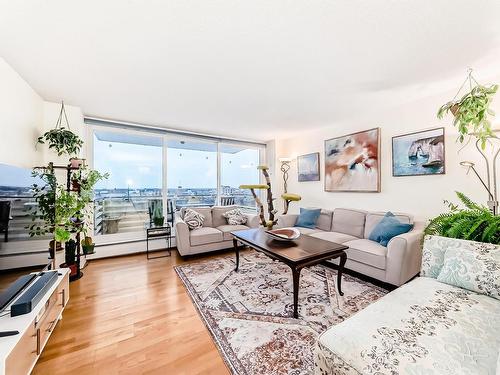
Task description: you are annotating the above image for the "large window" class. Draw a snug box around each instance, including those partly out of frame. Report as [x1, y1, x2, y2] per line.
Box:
[89, 123, 265, 239]
[93, 130, 163, 236]
[167, 139, 217, 209]
[220, 144, 260, 208]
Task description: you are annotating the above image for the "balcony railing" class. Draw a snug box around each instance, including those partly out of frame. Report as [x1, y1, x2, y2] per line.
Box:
[94, 193, 256, 235]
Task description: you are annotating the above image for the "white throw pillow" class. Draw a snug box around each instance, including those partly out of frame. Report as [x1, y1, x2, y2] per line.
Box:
[436, 245, 500, 300]
[222, 208, 247, 226]
[183, 208, 205, 230]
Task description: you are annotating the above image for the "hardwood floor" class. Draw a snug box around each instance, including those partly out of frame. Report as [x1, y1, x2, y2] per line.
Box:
[18, 249, 232, 375]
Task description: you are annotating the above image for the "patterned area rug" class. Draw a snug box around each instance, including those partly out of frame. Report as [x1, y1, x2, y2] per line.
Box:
[175, 250, 387, 375]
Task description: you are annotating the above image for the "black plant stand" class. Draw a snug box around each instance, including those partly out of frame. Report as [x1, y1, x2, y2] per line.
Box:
[145, 223, 172, 259]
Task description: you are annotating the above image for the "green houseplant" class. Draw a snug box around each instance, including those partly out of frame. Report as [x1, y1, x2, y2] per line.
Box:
[424, 191, 500, 244]
[37, 127, 84, 156]
[437, 71, 498, 149]
[37, 101, 83, 157]
[149, 199, 164, 226]
[81, 236, 95, 255]
[29, 166, 57, 239]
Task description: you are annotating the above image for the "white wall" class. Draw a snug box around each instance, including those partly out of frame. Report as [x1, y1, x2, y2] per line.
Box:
[0, 58, 44, 168]
[0, 58, 87, 269]
[275, 90, 499, 222]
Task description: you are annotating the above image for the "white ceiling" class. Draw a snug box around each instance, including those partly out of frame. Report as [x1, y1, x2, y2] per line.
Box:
[1, 0, 500, 141]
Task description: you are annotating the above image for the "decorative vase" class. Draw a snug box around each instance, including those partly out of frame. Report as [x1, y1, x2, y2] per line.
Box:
[71, 179, 81, 192]
[70, 158, 85, 168]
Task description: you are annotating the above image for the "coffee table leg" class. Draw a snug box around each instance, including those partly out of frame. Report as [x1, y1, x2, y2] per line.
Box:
[292, 268, 301, 319]
[337, 251, 347, 296]
[233, 238, 239, 271]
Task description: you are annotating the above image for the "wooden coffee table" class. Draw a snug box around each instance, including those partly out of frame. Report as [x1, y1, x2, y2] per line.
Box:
[231, 228, 348, 318]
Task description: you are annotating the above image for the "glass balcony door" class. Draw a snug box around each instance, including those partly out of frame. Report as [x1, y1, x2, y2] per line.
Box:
[167, 138, 218, 211]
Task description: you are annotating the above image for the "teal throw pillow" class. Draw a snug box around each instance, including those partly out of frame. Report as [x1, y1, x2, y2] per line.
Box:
[368, 212, 413, 246]
[295, 208, 321, 229]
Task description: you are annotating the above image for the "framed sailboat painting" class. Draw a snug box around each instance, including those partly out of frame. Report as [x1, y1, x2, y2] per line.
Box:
[297, 152, 320, 181]
[392, 127, 445, 177]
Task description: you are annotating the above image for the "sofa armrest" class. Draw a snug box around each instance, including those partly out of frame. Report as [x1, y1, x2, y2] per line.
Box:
[175, 214, 191, 256]
[245, 213, 260, 228]
[385, 221, 425, 286]
[275, 214, 299, 228]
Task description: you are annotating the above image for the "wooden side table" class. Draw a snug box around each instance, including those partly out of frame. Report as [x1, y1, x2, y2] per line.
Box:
[145, 223, 172, 259]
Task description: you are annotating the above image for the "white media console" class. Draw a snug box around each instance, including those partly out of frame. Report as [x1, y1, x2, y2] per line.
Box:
[0, 269, 69, 375]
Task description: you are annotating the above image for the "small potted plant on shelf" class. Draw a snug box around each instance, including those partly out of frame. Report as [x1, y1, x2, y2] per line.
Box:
[153, 205, 165, 226]
[81, 236, 95, 255]
[148, 199, 165, 226]
[437, 70, 498, 149]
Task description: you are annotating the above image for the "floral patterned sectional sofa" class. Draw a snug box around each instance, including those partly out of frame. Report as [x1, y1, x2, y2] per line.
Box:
[314, 235, 500, 375]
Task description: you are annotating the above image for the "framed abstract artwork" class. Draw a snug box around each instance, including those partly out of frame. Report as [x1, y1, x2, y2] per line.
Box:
[324, 128, 380, 192]
[297, 152, 320, 181]
[392, 127, 445, 177]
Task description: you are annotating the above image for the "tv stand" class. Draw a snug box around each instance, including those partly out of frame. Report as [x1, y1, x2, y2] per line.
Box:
[0, 269, 69, 375]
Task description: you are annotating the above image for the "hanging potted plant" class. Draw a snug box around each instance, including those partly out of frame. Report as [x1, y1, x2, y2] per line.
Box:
[437, 70, 498, 149]
[37, 101, 84, 157]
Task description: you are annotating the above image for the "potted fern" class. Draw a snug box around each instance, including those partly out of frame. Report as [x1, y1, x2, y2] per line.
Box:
[437, 71, 498, 149]
[424, 192, 500, 244]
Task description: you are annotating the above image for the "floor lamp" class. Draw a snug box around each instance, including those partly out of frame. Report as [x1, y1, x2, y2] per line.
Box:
[460, 131, 499, 216]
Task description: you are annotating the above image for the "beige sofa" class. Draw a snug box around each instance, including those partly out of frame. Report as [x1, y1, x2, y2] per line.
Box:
[175, 206, 259, 256]
[277, 208, 424, 286]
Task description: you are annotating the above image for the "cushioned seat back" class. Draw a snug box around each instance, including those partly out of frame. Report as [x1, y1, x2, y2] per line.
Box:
[316, 209, 333, 231]
[364, 212, 413, 239]
[181, 207, 213, 227]
[212, 205, 238, 227]
[331, 208, 367, 238]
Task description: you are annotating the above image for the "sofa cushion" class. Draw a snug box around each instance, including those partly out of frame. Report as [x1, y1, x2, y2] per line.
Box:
[343, 239, 387, 270]
[310, 231, 358, 244]
[212, 205, 238, 227]
[316, 209, 333, 231]
[295, 227, 322, 235]
[331, 208, 367, 238]
[295, 208, 322, 229]
[217, 224, 249, 241]
[368, 212, 413, 246]
[437, 245, 500, 300]
[315, 277, 500, 375]
[189, 227, 223, 246]
[364, 211, 413, 239]
[182, 207, 213, 227]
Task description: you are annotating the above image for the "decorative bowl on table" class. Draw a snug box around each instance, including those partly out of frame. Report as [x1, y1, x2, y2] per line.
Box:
[265, 227, 301, 241]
